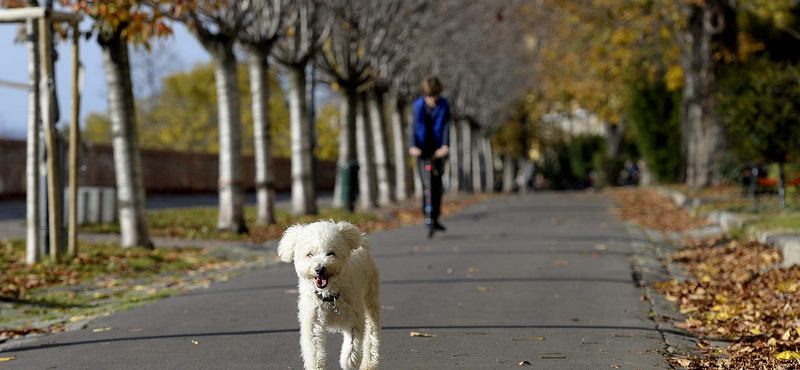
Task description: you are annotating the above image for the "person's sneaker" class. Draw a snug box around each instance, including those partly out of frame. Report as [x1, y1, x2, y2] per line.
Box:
[432, 220, 446, 231]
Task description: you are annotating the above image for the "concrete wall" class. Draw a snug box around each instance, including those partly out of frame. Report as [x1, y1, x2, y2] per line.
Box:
[0, 139, 336, 198]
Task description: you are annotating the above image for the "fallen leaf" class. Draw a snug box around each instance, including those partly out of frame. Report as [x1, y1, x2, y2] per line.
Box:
[476, 286, 492, 292]
[191, 340, 199, 345]
[518, 361, 532, 366]
[554, 260, 569, 265]
[92, 327, 112, 333]
[512, 337, 546, 341]
[69, 315, 87, 322]
[0, 357, 16, 362]
[749, 328, 761, 335]
[611, 366, 620, 369]
[410, 332, 436, 338]
[595, 244, 607, 250]
[775, 351, 800, 360]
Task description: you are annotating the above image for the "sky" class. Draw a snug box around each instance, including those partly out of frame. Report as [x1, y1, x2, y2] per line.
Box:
[0, 18, 210, 140]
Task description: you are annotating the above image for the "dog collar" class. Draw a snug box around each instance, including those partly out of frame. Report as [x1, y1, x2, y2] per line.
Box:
[315, 291, 342, 315]
[315, 291, 340, 302]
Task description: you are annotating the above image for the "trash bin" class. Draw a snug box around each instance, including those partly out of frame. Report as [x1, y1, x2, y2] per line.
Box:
[340, 161, 359, 212]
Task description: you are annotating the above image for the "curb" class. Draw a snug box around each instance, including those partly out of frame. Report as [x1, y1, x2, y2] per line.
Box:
[627, 223, 709, 369]
[659, 187, 800, 267]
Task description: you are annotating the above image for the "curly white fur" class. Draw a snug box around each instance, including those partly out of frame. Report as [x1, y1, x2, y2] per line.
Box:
[278, 220, 380, 370]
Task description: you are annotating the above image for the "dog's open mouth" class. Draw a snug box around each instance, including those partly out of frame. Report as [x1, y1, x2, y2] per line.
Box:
[315, 274, 330, 289]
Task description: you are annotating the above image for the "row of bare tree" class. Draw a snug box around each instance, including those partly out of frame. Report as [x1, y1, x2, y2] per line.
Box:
[18, 0, 536, 260]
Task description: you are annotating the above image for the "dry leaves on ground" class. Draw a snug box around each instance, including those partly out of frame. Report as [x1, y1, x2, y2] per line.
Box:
[608, 188, 709, 232]
[655, 237, 800, 369]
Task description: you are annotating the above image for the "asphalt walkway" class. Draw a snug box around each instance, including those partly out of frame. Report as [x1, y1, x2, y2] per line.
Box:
[1, 192, 669, 369]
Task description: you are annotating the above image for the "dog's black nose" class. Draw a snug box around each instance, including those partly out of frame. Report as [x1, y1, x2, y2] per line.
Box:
[315, 266, 327, 276]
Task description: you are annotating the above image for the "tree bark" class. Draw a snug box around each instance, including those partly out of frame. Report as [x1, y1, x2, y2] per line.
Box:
[333, 86, 358, 209]
[471, 124, 482, 193]
[202, 40, 247, 233]
[679, 3, 726, 188]
[25, 17, 41, 264]
[356, 92, 377, 209]
[287, 65, 317, 215]
[447, 117, 460, 193]
[482, 135, 495, 192]
[461, 119, 473, 192]
[502, 154, 515, 193]
[98, 29, 152, 248]
[248, 50, 276, 225]
[367, 90, 393, 206]
[389, 92, 409, 201]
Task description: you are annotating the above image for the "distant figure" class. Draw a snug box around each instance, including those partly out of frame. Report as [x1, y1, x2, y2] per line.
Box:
[626, 160, 640, 186]
[409, 76, 451, 232]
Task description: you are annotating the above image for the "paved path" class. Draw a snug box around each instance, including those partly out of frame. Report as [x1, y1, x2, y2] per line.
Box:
[1, 192, 669, 369]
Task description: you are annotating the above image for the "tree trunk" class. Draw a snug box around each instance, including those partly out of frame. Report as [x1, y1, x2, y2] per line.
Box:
[248, 50, 276, 225]
[356, 92, 377, 209]
[98, 29, 152, 248]
[679, 3, 726, 188]
[502, 154, 515, 193]
[25, 17, 41, 264]
[470, 125, 482, 192]
[461, 120, 473, 192]
[388, 92, 409, 201]
[482, 135, 495, 192]
[287, 64, 317, 215]
[448, 117, 460, 193]
[407, 104, 422, 199]
[333, 86, 358, 209]
[778, 162, 786, 209]
[202, 40, 247, 232]
[367, 90, 393, 206]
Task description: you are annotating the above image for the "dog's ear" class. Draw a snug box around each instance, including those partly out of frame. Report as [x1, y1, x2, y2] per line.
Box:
[277, 224, 305, 262]
[337, 221, 369, 251]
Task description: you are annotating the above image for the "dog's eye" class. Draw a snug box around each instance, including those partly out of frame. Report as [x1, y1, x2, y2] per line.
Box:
[326, 252, 335, 257]
[307, 253, 313, 257]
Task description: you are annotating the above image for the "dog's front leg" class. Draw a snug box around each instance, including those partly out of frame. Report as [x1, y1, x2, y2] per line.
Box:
[300, 316, 326, 370]
[340, 323, 365, 370]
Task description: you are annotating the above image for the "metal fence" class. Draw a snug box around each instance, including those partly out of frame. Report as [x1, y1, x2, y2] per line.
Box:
[0, 139, 336, 198]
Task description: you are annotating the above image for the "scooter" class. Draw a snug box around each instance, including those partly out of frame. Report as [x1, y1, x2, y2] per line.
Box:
[422, 158, 435, 239]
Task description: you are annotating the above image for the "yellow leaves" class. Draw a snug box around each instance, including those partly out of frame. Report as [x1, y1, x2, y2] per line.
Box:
[775, 350, 800, 360]
[664, 64, 684, 91]
[0, 357, 16, 362]
[777, 279, 799, 293]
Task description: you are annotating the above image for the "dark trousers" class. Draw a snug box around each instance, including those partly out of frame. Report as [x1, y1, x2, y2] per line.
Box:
[417, 158, 444, 220]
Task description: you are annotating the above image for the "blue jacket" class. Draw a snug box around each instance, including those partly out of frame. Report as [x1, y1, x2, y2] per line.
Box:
[410, 96, 451, 158]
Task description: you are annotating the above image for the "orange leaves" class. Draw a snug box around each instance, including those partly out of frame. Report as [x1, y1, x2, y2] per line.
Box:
[656, 237, 800, 368]
[608, 188, 710, 232]
[65, 0, 174, 46]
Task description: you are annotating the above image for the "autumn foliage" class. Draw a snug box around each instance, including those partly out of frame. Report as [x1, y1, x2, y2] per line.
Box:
[612, 187, 800, 368]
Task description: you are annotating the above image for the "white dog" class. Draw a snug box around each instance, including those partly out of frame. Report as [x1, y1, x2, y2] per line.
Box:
[277, 220, 381, 370]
